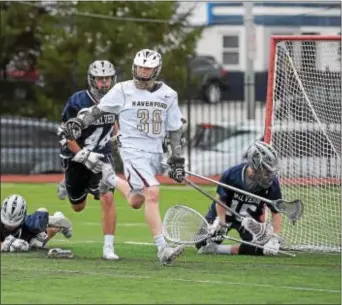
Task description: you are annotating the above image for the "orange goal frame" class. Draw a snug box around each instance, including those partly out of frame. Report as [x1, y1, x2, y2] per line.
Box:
[264, 35, 341, 186]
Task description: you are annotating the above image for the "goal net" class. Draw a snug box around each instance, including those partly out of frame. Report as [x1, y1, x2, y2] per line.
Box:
[264, 35, 341, 252]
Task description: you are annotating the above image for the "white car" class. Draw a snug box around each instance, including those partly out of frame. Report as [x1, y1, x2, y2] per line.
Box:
[182, 119, 340, 179]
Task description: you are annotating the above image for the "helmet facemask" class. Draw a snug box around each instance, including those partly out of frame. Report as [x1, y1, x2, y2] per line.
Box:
[132, 49, 162, 90]
[87, 60, 117, 100]
[247, 141, 280, 189]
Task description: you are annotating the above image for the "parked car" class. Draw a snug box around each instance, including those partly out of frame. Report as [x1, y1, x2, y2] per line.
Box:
[190, 55, 229, 104]
[1, 116, 62, 174]
[183, 119, 340, 178]
[185, 120, 264, 176]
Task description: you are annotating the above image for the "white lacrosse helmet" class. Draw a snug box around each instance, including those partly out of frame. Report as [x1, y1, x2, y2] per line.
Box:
[246, 141, 280, 188]
[132, 49, 162, 83]
[87, 60, 117, 98]
[1, 194, 27, 228]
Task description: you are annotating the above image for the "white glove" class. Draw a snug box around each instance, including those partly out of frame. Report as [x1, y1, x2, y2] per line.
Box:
[208, 217, 221, 236]
[1, 235, 30, 252]
[263, 236, 280, 256]
[29, 232, 48, 249]
[72, 149, 104, 173]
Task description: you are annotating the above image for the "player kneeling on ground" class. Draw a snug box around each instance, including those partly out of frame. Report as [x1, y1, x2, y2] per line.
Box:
[196, 141, 283, 256]
[1, 194, 72, 252]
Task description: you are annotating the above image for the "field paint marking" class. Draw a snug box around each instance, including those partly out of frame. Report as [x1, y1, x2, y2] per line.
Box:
[124, 241, 155, 246]
[2, 266, 339, 294]
[51, 239, 155, 246]
[81, 222, 146, 227]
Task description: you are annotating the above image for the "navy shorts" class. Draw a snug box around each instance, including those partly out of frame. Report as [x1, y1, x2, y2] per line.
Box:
[62, 154, 115, 204]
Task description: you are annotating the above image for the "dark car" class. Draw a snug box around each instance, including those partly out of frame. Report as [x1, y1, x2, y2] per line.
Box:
[1, 116, 62, 174]
[190, 55, 228, 104]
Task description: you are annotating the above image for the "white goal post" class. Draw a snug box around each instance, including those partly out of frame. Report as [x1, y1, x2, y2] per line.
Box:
[264, 35, 341, 252]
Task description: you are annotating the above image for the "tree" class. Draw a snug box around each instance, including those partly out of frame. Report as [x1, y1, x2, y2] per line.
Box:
[36, 1, 203, 120]
[0, 2, 46, 116]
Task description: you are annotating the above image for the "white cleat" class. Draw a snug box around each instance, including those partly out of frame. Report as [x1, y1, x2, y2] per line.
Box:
[57, 180, 67, 200]
[197, 241, 218, 254]
[49, 211, 73, 239]
[103, 245, 120, 260]
[157, 245, 185, 266]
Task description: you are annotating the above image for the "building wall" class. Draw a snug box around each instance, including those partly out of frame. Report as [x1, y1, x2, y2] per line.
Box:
[190, 2, 341, 72]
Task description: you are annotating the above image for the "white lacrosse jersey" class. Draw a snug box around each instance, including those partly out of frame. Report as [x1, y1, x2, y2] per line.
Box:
[98, 80, 183, 153]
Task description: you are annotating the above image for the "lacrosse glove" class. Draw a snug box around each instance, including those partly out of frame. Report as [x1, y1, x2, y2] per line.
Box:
[1, 235, 30, 252]
[167, 156, 185, 183]
[72, 148, 104, 173]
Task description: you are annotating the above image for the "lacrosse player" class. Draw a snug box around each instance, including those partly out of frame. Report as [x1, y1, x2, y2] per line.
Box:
[57, 60, 127, 260]
[1, 194, 72, 252]
[61, 49, 186, 265]
[196, 141, 283, 256]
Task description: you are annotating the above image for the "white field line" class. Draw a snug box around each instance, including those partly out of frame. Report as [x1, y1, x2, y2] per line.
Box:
[81, 222, 146, 227]
[51, 239, 155, 246]
[1, 266, 339, 294]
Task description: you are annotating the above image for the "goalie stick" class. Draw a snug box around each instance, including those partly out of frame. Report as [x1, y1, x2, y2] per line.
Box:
[161, 162, 304, 224]
[184, 177, 278, 246]
[183, 168, 304, 224]
[163, 205, 295, 257]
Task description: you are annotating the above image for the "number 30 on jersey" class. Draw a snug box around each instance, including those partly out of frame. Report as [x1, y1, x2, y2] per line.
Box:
[137, 109, 162, 134]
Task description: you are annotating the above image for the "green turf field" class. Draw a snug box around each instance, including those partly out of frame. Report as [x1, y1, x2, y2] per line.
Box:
[1, 183, 341, 304]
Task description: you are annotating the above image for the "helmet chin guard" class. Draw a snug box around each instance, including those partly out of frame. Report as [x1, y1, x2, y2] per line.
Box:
[87, 60, 117, 99]
[132, 49, 162, 84]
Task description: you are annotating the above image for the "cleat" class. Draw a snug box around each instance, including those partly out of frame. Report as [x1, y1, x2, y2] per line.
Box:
[57, 180, 67, 200]
[197, 241, 218, 254]
[157, 245, 185, 266]
[103, 245, 119, 260]
[49, 211, 73, 239]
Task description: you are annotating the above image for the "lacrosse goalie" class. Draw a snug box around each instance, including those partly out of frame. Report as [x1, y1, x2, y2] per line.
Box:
[196, 141, 283, 256]
[0, 194, 72, 252]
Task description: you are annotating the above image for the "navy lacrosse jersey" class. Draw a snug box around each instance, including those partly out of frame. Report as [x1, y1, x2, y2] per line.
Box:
[60, 90, 117, 158]
[217, 162, 282, 223]
[0, 211, 48, 243]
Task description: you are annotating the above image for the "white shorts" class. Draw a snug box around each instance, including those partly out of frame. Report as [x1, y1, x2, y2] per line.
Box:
[119, 147, 163, 191]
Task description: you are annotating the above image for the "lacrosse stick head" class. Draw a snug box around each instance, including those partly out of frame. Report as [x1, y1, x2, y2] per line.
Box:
[163, 205, 211, 245]
[241, 217, 274, 245]
[274, 199, 304, 224]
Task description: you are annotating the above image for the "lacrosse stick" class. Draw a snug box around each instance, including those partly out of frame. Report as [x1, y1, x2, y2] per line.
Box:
[163, 205, 295, 257]
[183, 177, 275, 246]
[162, 162, 303, 224]
[183, 169, 304, 224]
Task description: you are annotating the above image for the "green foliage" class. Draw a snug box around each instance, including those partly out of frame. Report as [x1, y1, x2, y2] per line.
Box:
[36, 1, 203, 120]
[1, 1, 202, 120]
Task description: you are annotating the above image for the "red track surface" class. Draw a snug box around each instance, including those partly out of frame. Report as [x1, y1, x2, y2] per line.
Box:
[0, 174, 221, 185]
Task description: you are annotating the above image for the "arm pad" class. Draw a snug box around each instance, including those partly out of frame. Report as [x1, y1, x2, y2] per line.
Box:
[168, 128, 183, 158]
[77, 105, 106, 129]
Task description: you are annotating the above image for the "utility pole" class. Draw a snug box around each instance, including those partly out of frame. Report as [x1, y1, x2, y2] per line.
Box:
[244, 2, 256, 120]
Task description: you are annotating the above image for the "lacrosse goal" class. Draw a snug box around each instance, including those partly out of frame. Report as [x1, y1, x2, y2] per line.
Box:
[264, 35, 341, 252]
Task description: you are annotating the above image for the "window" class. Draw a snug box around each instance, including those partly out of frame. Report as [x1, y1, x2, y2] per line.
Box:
[223, 36, 239, 48]
[222, 35, 239, 65]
